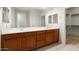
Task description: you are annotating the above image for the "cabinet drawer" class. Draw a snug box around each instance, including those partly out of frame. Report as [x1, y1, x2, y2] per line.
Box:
[46, 29, 59, 33]
[46, 30, 54, 33]
[1, 34, 17, 39]
[16, 33, 26, 37]
[37, 31, 45, 35]
[26, 32, 36, 36]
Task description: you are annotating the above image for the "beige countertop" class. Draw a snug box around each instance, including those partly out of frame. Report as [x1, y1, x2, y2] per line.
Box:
[2, 26, 59, 35]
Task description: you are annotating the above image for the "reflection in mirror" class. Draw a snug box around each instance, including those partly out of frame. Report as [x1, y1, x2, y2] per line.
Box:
[16, 11, 27, 28]
[53, 14, 58, 24]
[2, 7, 47, 28]
[48, 15, 52, 24]
[2, 7, 9, 23]
[48, 14, 58, 24]
[41, 16, 45, 26]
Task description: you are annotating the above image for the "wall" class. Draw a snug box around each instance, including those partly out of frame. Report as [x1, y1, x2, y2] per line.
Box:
[46, 7, 66, 44]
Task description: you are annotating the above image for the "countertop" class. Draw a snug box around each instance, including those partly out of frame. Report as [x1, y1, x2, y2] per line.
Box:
[2, 27, 59, 35]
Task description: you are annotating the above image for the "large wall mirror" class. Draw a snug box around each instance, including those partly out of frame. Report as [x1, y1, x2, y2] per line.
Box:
[2, 7, 46, 28]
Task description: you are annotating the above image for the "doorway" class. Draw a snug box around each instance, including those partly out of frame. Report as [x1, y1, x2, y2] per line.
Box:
[66, 7, 79, 44]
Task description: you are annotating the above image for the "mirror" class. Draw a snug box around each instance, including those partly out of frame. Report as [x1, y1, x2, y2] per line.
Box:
[48, 15, 52, 24]
[2, 7, 46, 28]
[48, 14, 58, 24]
[53, 14, 58, 24]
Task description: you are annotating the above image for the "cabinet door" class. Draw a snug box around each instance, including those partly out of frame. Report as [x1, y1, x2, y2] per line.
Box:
[22, 36, 36, 51]
[46, 29, 59, 44]
[46, 32, 54, 44]
[2, 38, 21, 51]
[36, 35, 46, 48]
[36, 31, 46, 48]
[53, 29, 59, 42]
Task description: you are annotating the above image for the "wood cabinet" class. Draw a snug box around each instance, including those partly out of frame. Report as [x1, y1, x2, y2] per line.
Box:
[46, 30, 54, 44]
[46, 29, 59, 44]
[1, 34, 21, 51]
[21, 32, 36, 51]
[36, 31, 46, 48]
[53, 29, 59, 42]
[1, 29, 59, 51]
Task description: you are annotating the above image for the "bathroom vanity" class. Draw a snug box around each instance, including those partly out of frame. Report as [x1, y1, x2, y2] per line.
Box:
[1, 7, 59, 51]
[1, 28, 59, 51]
